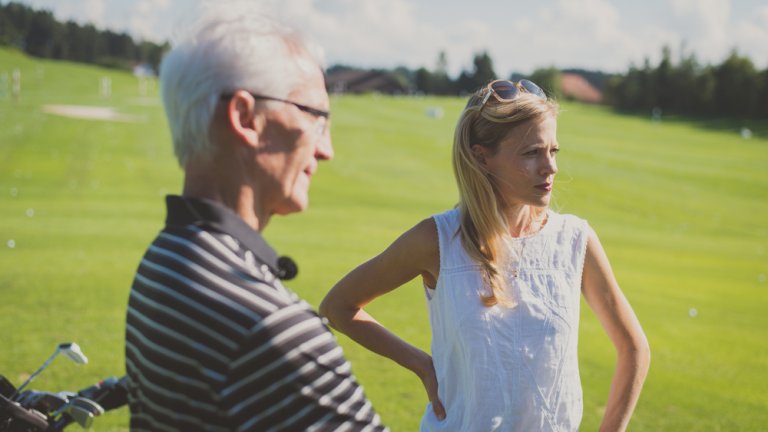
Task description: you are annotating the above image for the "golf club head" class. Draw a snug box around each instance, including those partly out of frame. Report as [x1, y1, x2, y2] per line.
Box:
[10, 342, 88, 399]
[58, 343, 88, 365]
[65, 404, 95, 429]
[64, 397, 104, 428]
[70, 396, 104, 416]
[18, 390, 68, 413]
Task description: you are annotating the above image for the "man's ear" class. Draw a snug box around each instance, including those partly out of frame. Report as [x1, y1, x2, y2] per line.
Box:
[226, 91, 264, 147]
[471, 144, 487, 165]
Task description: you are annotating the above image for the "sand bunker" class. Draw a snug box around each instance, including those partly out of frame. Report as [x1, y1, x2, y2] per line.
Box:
[41, 105, 142, 122]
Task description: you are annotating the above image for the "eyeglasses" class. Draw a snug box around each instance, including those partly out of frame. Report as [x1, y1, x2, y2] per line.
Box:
[479, 79, 546, 108]
[220, 92, 330, 136]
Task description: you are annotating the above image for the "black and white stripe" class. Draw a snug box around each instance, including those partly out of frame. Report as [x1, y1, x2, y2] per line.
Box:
[126, 196, 387, 431]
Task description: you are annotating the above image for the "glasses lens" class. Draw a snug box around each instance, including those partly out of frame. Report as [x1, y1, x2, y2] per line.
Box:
[314, 117, 328, 137]
[490, 81, 519, 100]
[519, 79, 546, 98]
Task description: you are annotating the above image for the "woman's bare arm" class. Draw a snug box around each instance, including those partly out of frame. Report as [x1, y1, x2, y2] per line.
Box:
[319, 218, 445, 419]
[581, 226, 651, 432]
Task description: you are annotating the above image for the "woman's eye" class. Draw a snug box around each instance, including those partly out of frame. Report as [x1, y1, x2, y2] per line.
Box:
[551, 148, 560, 154]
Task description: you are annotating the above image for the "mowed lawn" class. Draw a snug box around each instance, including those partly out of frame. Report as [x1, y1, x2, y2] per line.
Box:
[1, 48, 767, 431]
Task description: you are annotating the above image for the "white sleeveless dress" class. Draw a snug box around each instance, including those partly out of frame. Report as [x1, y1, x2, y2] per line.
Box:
[420, 208, 590, 431]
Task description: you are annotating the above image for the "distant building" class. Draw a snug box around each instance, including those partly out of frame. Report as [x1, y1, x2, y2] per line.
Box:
[326, 70, 407, 95]
[560, 73, 603, 104]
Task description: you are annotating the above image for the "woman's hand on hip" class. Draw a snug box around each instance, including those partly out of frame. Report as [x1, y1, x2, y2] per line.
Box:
[415, 352, 445, 420]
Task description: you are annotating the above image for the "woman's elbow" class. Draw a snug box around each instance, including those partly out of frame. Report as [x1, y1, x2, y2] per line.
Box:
[318, 295, 336, 326]
[319, 290, 354, 331]
[620, 335, 651, 371]
[635, 341, 651, 373]
[635, 332, 651, 361]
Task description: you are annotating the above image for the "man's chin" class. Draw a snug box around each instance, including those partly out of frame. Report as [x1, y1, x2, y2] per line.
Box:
[274, 197, 309, 216]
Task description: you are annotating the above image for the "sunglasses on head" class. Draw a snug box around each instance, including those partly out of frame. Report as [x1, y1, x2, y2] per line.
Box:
[479, 79, 546, 108]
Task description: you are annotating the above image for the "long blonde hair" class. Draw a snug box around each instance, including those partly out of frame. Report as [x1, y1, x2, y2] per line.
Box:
[452, 86, 559, 307]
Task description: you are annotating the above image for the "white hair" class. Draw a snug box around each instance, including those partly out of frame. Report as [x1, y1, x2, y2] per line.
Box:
[159, 2, 325, 166]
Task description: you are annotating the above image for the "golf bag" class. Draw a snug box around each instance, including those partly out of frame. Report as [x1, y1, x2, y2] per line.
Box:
[0, 343, 128, 431]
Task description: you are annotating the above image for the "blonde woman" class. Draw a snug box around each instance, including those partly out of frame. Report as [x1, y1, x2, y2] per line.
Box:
[320, 80, 650, 431]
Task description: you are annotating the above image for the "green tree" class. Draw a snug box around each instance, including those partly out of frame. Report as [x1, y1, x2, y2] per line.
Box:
[455, 51, 497, 94]
[24, 9, 56, 57]
[80, 24, 106, 64]
[605, 63, 645, 111]
[694, 66, 717, 116]
[0, 3, 30, 48]
[639, 58, 656, 111]
[138, 40, 169, 72]
[670, 48, 700, 114]
[529, 67, 562, 99]
[0, 2, 169, 72]
[472, 51, 496, 89]
[455, 70, 475, 94]
[0, 4, 23, 47]
[432, 50, 454, 95]
[655, 45, 674, 111]
[757, 68, 768, 118]
[415, 67, 433, 94]
[714, 50, 759, 117]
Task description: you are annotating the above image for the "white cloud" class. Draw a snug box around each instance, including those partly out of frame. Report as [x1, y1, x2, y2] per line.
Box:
[667, 0, 732, 62]
[629, 0, 767, 69]
[281, 0, 645, 75]
[479, 0, 642, 73]
[284, 0, 448, 71]
[670, 0, 731, 30]
[80, 0, 106, 27]
[7, 0, 766, 73]
[128, 0, 173, 41]
[439, 19, 493, 74]
[732, 5, 768, 67]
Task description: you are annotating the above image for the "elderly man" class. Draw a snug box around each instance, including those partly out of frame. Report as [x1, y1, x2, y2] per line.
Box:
[124, 5, 387, 431]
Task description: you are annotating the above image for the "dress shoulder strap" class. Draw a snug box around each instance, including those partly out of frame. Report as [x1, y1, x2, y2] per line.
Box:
[431, 208, 474, 270]
[555, 212, 591, 282]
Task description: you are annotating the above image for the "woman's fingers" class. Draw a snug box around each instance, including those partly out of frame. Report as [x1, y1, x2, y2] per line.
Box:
[431, 396, 446, 420]
[421, 358, 446, 420]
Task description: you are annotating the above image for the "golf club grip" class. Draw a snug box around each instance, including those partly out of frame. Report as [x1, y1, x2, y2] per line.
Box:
[77, 376, 128, 411]
[0, 393, 50, 430]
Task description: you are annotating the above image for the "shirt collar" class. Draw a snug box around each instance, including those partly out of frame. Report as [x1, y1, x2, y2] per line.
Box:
[164, 195, 286, 277]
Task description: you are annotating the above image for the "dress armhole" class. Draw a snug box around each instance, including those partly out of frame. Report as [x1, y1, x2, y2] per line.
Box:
[424, 214, 443, 300]
[576, 219, 591, 291]
[424, 282, 436, 300]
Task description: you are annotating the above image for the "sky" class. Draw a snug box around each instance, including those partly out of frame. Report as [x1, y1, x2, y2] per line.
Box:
[6, 0, 768, 76]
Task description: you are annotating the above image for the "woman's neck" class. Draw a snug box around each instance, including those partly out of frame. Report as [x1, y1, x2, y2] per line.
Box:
[504, 205, 547, 237]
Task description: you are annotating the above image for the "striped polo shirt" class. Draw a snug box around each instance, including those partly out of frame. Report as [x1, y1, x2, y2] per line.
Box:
[125, 195, 387, 432]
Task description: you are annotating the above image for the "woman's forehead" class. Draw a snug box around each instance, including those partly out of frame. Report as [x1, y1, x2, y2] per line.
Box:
[501, 115, 557, 147]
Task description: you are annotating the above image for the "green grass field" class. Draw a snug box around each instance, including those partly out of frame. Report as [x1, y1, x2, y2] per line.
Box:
[1, 48, 767, 431]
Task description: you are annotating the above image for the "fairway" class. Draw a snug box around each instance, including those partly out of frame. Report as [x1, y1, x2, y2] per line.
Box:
[1, 49, 767, 431]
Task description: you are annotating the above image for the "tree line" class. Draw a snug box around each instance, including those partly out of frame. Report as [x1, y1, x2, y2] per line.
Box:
[2, 2, 765, 118]
[0, 1, 168, 72]
[411, 50, 572, 101]
[398, 45, 768, 119]
[333, 50, 577, 101]
[605, 46, 768, 119]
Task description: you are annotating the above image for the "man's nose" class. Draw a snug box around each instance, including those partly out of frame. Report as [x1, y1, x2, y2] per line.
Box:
[315, 131, 333, 161]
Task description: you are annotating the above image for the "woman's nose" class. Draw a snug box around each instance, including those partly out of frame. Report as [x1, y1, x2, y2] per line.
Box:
[541, 154, 557, 175]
